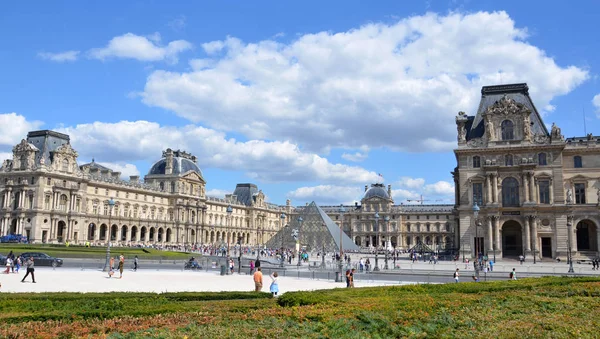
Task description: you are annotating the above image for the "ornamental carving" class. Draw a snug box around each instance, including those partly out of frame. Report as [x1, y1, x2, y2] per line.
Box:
[467, 138, 484, 148]
[486, 95, 529, 116]
[54, 143, 78, 157]
[533, 133, 550, 144]
[12, 139, 38, 153]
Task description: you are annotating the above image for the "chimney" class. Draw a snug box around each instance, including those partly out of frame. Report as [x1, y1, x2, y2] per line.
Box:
[112, 172, 121, 180]
[100, 169, 109, 179]
[130, 175, 139, 182]
[165, 148, 173, 175]
[388, 184, 392, 196]
[365, 185, 368, 192]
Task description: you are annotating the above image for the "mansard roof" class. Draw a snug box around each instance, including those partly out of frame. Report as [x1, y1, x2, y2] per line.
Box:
[466, 83, 549, 141]
[26, 130, 71, 166]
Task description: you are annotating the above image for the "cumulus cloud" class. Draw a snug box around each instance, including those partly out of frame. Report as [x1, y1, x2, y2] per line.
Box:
[287, 185, 363, 205]
[393, 176, 455, 204]
[593, 94, 600, 117]
[0, 152, 12, 164]
[38, 50, 80, 62]
[89, 33, 192, 63]
[341, 152, 368, 162]
[141, 11, 588, 153]
[206, 188, 231, 199]
[57, 120, 380, 184]
[0, 113, 44, 147]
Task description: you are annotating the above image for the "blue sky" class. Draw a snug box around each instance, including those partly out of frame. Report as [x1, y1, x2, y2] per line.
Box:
[1, 1, 599, 206]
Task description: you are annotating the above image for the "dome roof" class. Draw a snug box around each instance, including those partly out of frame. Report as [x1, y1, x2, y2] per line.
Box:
[363, 183, 390, 200]
[148, 157, 203, 176]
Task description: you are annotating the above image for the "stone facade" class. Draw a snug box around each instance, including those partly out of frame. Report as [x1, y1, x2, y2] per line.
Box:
[0, 130, 291, 246]
[454, 83, 600, 260]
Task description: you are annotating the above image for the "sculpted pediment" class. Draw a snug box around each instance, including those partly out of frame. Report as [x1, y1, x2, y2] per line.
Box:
[485, 95, 530, 117]
[13, 139, 38, 153]
[181, 171, 205, 183]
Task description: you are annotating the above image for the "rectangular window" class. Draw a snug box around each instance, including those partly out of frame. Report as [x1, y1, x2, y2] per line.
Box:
[473, 156, 481, 168]
[539, 180, 550, 204]
[575, 183, 586, 204]
[472, 183, 483, 206]
[574, 156, 582, 168]
[538, 153, 547, 166]
[505, 155, 513, 166]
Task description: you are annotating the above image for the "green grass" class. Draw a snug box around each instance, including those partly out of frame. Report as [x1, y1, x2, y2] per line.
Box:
[0, 244, 192, 260]
[1, 276, 599, 338]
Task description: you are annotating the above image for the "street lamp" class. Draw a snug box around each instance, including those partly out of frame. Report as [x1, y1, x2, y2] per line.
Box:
[226, 205, 232, 257]
[472, 202, 480, 279]
[102, 198, 115, 272]
[338, 204, 346, 277]
[279, 213, 286, 268]
[567, 220, 574, 273]
[296, 216, 303, 266]
[384, 215, 390, 270]
[373, 212, 380, 272]
[237, 235, 242, 274]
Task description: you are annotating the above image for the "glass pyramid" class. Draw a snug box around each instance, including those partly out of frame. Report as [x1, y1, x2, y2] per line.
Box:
[266, 201, 360, 252]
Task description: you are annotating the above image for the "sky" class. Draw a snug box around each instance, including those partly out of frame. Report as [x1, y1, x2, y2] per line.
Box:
[1, 1, 599, 206]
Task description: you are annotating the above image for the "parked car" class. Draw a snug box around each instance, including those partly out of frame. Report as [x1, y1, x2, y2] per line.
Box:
[19, 252, 63, 267]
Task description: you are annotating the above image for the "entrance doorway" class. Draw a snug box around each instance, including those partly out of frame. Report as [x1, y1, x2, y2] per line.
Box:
[502, 220, 523, 257]
[57, 220, 66, 242]
[541, 237, 552, 258]
[576, 220, 598, 251]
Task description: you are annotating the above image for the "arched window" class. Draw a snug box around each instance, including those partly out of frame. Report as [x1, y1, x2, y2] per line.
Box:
[59, 194, 68, 211]
[501, 120, 514, 140]
[538, 153, 547, 166]
[472, 156, 481, 168]
[574, 156, 582, 168]
[159, 182, 165, 191]
[502, 177, 520, 207]
[505, 154, 513, 166]
[62, 159, 69, 172]
[171, 182, 176, 193]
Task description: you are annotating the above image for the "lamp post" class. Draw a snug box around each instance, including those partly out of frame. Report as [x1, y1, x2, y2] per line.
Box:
[472, 202, 480, 279]
[321, 242, 326, 269]
[237, 235, 242, 274]
[338, 204, 346, 276]
[373, 212, 380, 272]
[102, 198, 115, 272]
[567, 219, 574, 273]
[279, 213, 286, 268]
[226, 205, 232, 257]
[384, 215, 390, 270]
[296, 216, 303, 266]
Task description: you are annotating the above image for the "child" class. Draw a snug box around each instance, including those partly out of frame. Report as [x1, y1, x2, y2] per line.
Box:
[269, 272, 279, 297]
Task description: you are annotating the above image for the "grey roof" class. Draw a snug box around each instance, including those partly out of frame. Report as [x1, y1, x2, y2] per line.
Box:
[467, 83, 549, 141]
[79, 159, 112, 171]
[26, 130, 70, 166]
[266, 201, 360, 252]
[363, 183, 390, 200]
[148, 157, 203, 177]
[400, 204, 455, 213]
[232, 183, 259, 206]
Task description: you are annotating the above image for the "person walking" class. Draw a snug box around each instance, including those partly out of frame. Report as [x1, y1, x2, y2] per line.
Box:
[269, 272, 279, 297]
[249, 260, 255, 274]
[21, 257, 35, 283]
[453, 268, 460, 283]
[350, 268, 356, 288]
[118, 254, 125, 279]
[345, 269, 351, 288]
[15, 255, 22, 273]
[4, 257, 12, 274]
[510, 268, 517, 280]
[108, 257, 115, 278]
[253, 267, 263, 291]
[133, 255, 139, 271]
[229, 259, 235, 274]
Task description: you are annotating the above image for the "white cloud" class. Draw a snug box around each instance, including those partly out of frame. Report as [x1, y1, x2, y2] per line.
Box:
[0, 113, 44, 147]
[96, 162, 140, 180]
[393, 176, 455, 204]
[397, 177, 425, 190]
[206, 189, 231, 199]
[287, 185, 363, 205]
[0, 152, 12, 165]
[57, 120, 380, 184]
[89, 33, 192, 63]
[593, 94, 600, 117]
[341, 152, 368, 162]
[141, 11, 588, 153]
[38, 50, 80, 62]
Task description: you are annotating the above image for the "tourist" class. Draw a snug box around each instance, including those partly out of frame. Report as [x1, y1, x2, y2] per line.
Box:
[510, 268, 517, 280]
[350, 268, 356, 288]
[118, 254, 125, 279]
[249, 260, 255, 274]
[359, 258, 364, 272]
[108, 257, 115, 278]
[489, 260, 494, 272]
[519, 255, 524, 265]
[269, 272, 279, 296]
[472, 275, 479, 282]
[453, 268, 460, 283]
[253, 267, 263, 291]
[133, 255, 139, 271]
[229, 259, 235, 274]
[345, 269, 351, 288]
[20, 257, 35, 283]
[464, 258, 469, 269]
[15, 255, 21, 273]
[4, 256, 12, 274]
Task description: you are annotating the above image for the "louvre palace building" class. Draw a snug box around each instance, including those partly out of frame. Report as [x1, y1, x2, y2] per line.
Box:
[0, 83, 598, 261]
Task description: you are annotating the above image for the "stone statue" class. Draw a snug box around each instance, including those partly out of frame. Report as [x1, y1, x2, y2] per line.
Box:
[566, 189, 573, 204]
[551, 122, 562, 139]
[485, 118, 495, 140]
[457, 124, 466, 142]
[523, 115, 531, 141]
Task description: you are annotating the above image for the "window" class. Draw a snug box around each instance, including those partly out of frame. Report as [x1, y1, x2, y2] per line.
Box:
[505, 154, 513, 166]
[20, 155, 27, 170]
[501, 120, 514, 140]
[575, 183, 586, 204]
[539, 180, 550, 204]
[105, 189, 109, 196]
[47, 178, 52, 185]
[59, 195, 68, 211]
[94, 187, 98, 194]
[406, 216, 410, 220]
[574, 156, 582, 168]
[502, 177, 520, 207]
[436, 215, 440, 220]
[426, 216, 430, 220]
[45, 195, 51, 210]
[472, 183, 483, 206]
[473, 156, 481, 168]
[538, 153, 547, 166]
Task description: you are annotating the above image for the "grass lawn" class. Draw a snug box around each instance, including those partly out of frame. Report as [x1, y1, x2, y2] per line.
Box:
[0, 244, 192, 260]
[0, 276, 598, 338]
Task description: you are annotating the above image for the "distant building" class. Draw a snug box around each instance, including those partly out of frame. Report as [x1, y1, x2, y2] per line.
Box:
[454, 83, 600, 260]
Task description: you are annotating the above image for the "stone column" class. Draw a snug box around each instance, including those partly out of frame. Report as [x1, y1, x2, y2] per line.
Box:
[531, 216, 538, 259]
[529, 172, 536, 203]
[493, 174, 498, 203]
[549, 179, 554, 204]
[485, 175, 491, 204]
[567, 215, 574, 255]
[524, 217, 531, 252]
[486, 217, 493, 252]
[523, 173, 530, 202]
[494, 217, 500, 254]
